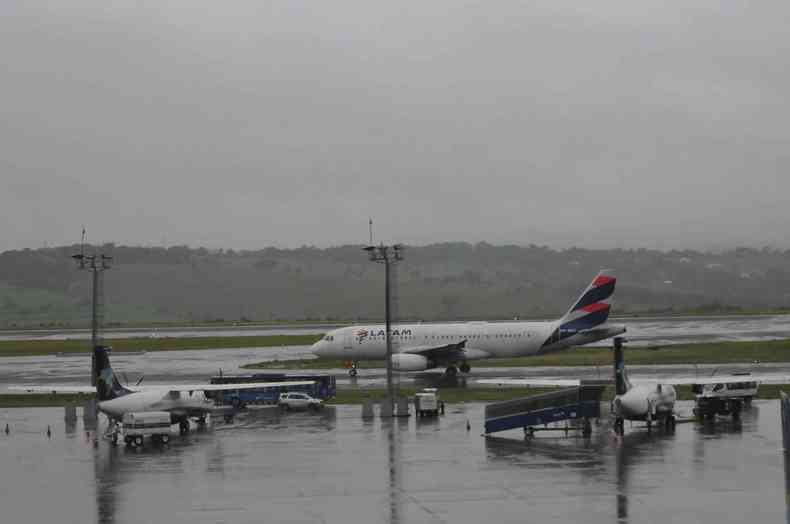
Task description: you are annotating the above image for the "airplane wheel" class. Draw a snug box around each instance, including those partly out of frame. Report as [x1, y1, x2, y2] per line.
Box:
[134, 436, 143, 447]
[111, 432, 118, 446]
[459, 362, 470, 373]
[160, 434, 170, 444]
[445, 366, 458, 377]
[646, 420, 652, 433]
[615, 418, 624, 436]
[349, 368, 358, 377]
[124, 436, 132, 446]
[179, 421, 189, 435]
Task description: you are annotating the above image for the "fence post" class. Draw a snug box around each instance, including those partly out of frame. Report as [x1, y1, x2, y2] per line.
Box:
[781, 391, 790, 451]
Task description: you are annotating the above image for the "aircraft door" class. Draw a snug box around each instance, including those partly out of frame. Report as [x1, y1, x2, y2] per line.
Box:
[342, 332, 352, 355]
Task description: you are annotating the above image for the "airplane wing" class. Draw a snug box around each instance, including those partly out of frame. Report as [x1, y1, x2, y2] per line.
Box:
[163, 380, 316, 394]
[400, 340, 473, 362]
[478, 374, 790, 388]
[631, 374, 790, 386]
[6, 380, 316, 396]
[6, 385, 100, 394]
[477, 378, 584, 388]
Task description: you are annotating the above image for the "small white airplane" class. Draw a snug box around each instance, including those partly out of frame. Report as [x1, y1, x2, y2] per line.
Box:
[479, 337, 790, 435]
[9, 346, 314, 436]
[312, 270, 626, 376]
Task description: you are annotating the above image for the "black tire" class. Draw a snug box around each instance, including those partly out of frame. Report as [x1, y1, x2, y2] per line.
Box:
[445, 366, 457, 377]
[134, 436, 143, 447]
[459, 362, 470, 373]
[161, 434, 170, 444]
[124, 436, 132, 446]
[349, 368, 358, 377]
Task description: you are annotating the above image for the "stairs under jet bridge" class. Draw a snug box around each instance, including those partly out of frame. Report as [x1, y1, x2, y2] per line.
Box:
[484, 383, 606, 437]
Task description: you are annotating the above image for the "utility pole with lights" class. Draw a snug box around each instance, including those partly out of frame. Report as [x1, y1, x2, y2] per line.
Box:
[72, 229, 112, 387]
[364, 242, 403, 416]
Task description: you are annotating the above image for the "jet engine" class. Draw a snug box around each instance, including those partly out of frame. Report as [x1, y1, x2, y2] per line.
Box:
[391, 354, 430, 372]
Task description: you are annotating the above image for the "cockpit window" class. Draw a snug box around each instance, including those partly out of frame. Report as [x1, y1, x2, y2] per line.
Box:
[323, 335, 334, 342]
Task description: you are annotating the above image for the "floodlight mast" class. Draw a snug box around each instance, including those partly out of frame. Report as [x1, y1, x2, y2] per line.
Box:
[364, 243, 404, 416]
[72, 231, 112, 387]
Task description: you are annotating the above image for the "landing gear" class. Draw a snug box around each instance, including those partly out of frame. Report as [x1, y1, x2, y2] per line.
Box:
[197, 417, 207, 429]
[459, 361, 471, 373]
[179, 420, 190, 435]
[614, 417, 625, 436]
[348, 361, 358, 377]
[665, 414, 676, 432]
[444, 365, 458, 377]
[134, 435, 143, 447]
[160, 434, 170, 444]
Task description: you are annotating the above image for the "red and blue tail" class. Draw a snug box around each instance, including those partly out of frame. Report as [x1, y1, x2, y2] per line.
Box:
[559, 270, 616, 331]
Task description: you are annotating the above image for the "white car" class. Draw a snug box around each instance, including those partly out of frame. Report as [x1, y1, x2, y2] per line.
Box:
[278, 392, 323, 411]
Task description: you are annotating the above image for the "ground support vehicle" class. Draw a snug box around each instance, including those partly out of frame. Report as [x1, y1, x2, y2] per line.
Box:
[415, 388, 443, 417]
[121, 411, 172, 447]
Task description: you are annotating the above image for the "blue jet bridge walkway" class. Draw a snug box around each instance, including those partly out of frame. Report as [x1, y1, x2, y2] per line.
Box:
[484, 383, 606, 436]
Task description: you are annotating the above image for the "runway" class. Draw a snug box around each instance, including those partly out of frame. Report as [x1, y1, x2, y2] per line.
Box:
[2, 314, 790, 390]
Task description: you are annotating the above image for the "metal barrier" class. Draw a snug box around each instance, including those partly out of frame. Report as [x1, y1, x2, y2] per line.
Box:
[781, 391, 790, 451]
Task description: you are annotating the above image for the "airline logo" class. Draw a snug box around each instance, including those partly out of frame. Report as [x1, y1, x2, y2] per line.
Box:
[354, 329, 369, 341]
[542, 272, 616, 348]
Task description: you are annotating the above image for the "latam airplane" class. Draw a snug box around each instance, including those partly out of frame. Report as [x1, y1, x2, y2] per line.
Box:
[312, 270, 626, 376]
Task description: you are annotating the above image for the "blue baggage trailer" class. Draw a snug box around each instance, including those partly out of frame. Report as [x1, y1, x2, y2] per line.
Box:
[208, 373, 336, 406]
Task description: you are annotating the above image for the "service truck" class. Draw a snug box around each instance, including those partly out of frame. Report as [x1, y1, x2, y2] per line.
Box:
[121, 411, 172, 447]
[415, 388, 442, 417]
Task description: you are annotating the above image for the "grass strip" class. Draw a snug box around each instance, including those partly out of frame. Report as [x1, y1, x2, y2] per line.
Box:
[326, 384, 790, 405]
[0, 393, 96, 408]
[0, 334, 322, 357]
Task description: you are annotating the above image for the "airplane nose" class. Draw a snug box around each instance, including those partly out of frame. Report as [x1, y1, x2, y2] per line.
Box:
[98, 399, 123, 419]
[617, 392, 648, 417]
[311, 341, 325, 357]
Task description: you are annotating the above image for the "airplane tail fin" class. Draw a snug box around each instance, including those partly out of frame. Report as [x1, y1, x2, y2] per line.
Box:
[613, 336, 631, 395]
[94, 346, 132, 401]
[559, 270, 616, 331]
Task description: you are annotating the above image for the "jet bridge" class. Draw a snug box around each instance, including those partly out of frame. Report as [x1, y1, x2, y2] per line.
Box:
[484, 383, 606, 436]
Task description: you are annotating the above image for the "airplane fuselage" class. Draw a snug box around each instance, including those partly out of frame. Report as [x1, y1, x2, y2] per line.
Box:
[98, 388, 216, 422]
[615, 383, 677, 421]
[313, 321, 625, 361]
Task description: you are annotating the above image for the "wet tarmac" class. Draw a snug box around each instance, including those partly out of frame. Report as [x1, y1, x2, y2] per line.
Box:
[4, 314, 790, 345]
[0, 401, 787, 523]
[4, 343, 790, 391]
[4, 314, 790, 391]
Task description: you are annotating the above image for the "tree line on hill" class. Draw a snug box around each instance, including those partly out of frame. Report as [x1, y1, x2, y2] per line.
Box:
[1, 243, 790, 327]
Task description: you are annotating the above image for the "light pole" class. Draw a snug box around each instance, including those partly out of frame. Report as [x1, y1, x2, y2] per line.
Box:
[72, 241, 112, 387]
[364, 243, 403, 415]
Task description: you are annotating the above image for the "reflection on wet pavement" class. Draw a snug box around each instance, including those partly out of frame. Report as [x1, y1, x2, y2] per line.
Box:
[0, 401, 787, 523]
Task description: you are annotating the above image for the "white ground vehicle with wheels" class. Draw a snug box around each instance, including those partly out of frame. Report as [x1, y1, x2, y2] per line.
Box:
[122, 411, 172, 447]
[278, 392, 323, 411]
[415, 388, 442, 417]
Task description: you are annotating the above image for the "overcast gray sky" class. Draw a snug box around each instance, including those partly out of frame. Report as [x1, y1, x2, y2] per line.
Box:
[2, 0, 788, 252]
